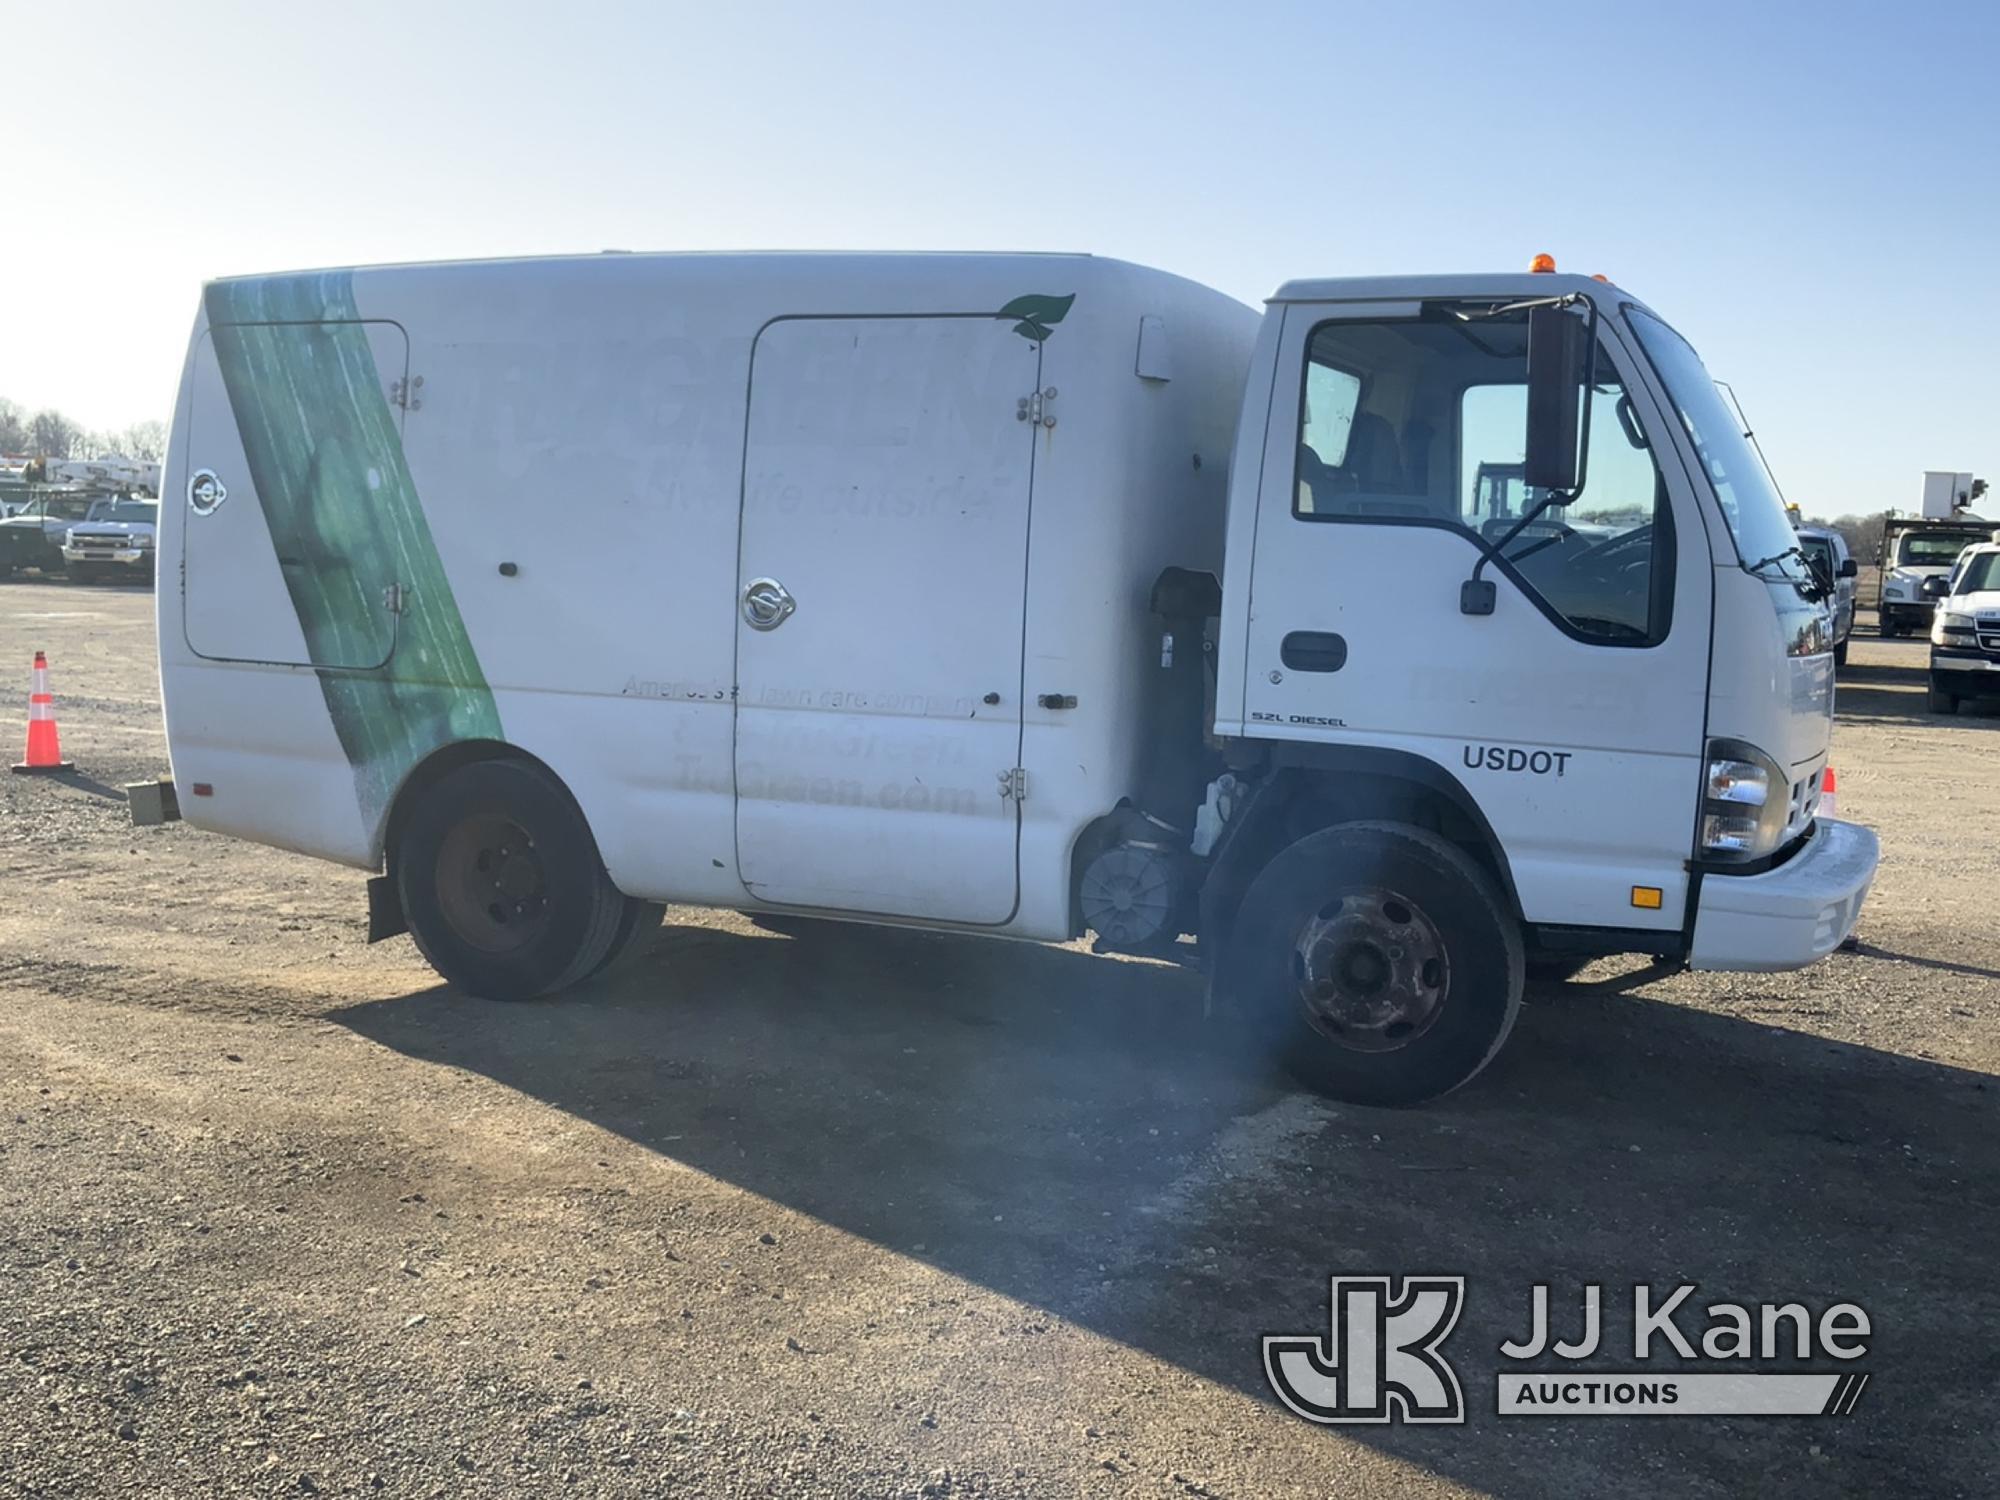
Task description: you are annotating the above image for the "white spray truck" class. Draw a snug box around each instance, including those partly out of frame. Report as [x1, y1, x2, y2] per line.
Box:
[155, 252, 1877, 1105]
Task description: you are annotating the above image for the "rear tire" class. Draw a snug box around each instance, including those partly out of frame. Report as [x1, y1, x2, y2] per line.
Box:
[1228, 822, 1523, 1107]
[1929, 681, 1960, 715]
[589, 900, 667, 979]
[396, 758, 625, 1000]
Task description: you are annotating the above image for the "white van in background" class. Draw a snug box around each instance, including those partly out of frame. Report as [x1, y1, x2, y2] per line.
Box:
[155, 252, 1877, 1105]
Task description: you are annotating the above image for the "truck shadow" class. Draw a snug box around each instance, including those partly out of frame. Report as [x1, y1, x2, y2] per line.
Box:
[332, 918, 1996, 1498]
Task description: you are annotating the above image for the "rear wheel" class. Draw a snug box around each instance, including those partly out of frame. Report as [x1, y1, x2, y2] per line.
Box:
[1228, 822, 1523, 1107]
[396, 758, 625, 999]
[1929, 681, 1960, 715]
[589, 899, 666, 979]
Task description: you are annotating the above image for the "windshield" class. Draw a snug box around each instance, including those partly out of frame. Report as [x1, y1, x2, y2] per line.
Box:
[1899, 533, 1974, 568]
[1954, 552, 2000, 595]
[88, 501, 158, 525]
[1627, 310, 1806, 579]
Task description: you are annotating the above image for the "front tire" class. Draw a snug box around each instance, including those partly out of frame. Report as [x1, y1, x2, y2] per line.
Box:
[1929, 680, 1960, 715]
[1228, 822, 1523, 1107]
[396, 758, 626, 1000]
[1833, 639, 1849, 668]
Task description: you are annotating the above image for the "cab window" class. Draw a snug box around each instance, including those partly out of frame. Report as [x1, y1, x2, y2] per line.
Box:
[1294, 308, 1672, 645]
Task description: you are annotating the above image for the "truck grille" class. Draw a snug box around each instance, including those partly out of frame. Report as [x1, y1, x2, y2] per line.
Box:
[1977, 615, 2000, 654]
[71, 534, 133, 551]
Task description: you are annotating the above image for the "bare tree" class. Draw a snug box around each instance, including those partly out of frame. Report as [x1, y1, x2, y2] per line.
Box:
[116, 420, 169, 462]
[29, 409, 84, 459]
[0, 398, 28, 453]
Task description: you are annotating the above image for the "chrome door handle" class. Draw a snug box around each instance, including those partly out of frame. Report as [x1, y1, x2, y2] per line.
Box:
[741, 576, 796, 630]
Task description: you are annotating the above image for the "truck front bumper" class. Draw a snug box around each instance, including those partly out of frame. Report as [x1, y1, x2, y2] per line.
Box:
[61, 547, 151, 567]
[1688, 819, 1878, 973]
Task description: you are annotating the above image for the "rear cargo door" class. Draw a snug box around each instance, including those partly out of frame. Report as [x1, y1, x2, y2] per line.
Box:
[733, 315, 1040, 923]
[182, 318, 408, 669]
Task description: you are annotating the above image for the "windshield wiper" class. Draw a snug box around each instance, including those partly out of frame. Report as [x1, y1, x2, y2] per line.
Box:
[1745, 545, 1828, 600]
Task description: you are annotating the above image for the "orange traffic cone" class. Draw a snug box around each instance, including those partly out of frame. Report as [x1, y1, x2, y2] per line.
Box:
[1817, 765, 1837, 820]
[12, 651, 74, 774]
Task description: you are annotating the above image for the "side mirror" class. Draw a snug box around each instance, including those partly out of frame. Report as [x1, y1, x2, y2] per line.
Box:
[1524, 303, 1587, 493]
[1837, 557, 1858, 579]
[1920, 575, 1949, 600]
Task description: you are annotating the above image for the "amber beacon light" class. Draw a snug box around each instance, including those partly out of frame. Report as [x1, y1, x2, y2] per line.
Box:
[1529, 253, 1558, 273]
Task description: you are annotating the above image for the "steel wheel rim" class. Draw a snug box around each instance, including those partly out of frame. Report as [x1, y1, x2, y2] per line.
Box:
[436, 813, 549, 955]
[1290, 887, 1449, 1052]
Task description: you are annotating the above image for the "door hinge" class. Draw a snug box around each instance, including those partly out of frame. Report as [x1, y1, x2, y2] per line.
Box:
[390, 374, 425, 411]
[997, 766, 1029, 801]
[382, 582, 409, 615]
[1015, 386, 1057, 429]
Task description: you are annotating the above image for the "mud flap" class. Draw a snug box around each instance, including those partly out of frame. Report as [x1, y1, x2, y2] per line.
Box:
[367, 874, 408, 943]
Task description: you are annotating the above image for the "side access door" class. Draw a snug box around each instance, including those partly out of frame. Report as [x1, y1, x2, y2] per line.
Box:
[733, 316, 1041, 923]
[182, 309, 410, 669]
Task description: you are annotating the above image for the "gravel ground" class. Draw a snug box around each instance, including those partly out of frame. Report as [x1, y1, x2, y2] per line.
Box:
[1, 578, 1996, 1498]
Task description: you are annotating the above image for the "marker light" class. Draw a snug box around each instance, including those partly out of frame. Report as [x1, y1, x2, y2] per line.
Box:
[1591, 274, 1611, 283]
[1630, 886, 1663, 910]
[1529, 253, 1557, 274]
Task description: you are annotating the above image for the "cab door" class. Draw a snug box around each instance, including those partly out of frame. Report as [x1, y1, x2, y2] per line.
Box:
[732, 315, 1040, 923]
[1237, 299, 1714, 933]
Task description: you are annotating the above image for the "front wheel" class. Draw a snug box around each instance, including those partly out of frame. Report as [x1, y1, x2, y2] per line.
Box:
[1833, 639, 1849, 668]
[395, 758, 627, 999]
[1228, 822, 1523, 1107]
[1929, 681, 1960, 715]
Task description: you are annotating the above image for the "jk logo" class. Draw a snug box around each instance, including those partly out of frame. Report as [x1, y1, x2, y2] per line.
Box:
[1264, 1276, 1466, 1424]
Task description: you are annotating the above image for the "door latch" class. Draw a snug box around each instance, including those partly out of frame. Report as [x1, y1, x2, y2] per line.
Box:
[389, 375, 424, 411]
[997, 767, 1029, 801]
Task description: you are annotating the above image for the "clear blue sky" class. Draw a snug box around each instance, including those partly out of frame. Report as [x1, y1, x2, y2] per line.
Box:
[4, 0, 1992, 517]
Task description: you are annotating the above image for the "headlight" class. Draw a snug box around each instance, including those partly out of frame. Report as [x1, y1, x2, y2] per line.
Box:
[1934, 611, 1976, 646]
[1700, 738, 1791, 863]
[133, 533, 154, 547]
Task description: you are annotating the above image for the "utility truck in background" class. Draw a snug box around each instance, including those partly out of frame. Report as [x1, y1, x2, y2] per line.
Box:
[154, 252, 1878, 1105]
[1876, 516, 2000, 637]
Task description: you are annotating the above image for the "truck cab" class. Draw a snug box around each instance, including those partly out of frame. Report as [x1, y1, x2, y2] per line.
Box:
[1879, 519, 2000, 636]
[1185, 270, 1874, 1099]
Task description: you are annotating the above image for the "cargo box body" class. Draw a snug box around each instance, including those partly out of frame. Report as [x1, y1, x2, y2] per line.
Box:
[160, 252, 1259, 938]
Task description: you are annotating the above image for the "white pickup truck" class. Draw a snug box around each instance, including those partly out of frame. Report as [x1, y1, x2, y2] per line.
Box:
[1927, 542, 2000, 713]
[62, 496, 159, 582]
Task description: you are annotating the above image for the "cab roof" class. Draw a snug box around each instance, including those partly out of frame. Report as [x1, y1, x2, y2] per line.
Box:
[1269, 272, 1637, 308]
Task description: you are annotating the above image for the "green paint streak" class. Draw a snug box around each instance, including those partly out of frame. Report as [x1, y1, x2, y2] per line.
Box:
[997, 292, 1075, 343]
[204, 273, 501, 834]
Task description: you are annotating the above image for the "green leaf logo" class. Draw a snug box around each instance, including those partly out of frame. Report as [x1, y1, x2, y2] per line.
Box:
[997, 292, 1076, 343]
